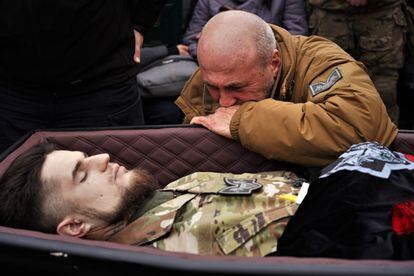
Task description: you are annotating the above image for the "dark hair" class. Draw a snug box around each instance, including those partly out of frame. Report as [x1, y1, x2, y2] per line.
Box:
[0, 143, 55, 231]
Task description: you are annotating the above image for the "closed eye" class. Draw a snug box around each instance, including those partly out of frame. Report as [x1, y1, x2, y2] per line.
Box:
[72, 151, 89, 182]
[80, 172, 88, 183]
[227, 86, 244, 92]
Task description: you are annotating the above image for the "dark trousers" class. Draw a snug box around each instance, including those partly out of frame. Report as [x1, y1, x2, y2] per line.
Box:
[142, 97, 183, 125]
[0, 77, 144, 154]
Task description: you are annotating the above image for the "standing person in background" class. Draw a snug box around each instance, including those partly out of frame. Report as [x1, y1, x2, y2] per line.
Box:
[183, 0, 308, 59]
[399, 0, 414, 129]
[0, 1, 165, 154]
[307, 0, 411, 125]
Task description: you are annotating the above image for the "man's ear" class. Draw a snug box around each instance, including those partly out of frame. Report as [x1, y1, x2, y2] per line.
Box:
[270, 49, 281, 77]
[56, 216, 91, 237]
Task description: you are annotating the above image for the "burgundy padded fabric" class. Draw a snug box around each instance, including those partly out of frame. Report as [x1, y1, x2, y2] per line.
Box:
[0, 126, 293, 186]
[390, 130, 414, 156]
[1, 127, 414, 184]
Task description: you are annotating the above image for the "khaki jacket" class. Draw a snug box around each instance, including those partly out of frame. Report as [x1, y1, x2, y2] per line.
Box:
[175, 25, 397, 167]
[109, 171, 299, 256]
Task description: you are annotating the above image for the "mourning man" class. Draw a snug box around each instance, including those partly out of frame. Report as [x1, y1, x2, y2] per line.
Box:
[176, 10, 397, 167]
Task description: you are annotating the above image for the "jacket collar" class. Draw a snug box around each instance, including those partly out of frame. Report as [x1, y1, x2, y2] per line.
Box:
[108, 193, 196, 245]
[269, 24, 298, 101]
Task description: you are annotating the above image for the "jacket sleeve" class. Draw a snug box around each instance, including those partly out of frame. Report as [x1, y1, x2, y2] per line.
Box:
[182, 0, 211, 58]
[230, 62, 398, 167]
[129, 0, 166, 35]
[281, 0, 308, 35]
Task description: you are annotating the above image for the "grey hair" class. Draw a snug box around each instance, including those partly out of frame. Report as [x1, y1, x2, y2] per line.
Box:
[254, 23, 277, 67]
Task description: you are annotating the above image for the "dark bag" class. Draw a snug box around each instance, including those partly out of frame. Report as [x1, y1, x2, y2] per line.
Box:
[137, 55, 198, 98]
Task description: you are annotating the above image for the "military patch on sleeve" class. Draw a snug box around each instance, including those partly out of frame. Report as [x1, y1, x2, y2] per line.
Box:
[309, 67, 342, 97]
[218, 178, 263, 195]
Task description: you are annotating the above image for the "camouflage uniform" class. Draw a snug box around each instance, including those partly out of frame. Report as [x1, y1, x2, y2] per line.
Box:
[307, 0, 409, 124]
[109, 171, 302, 256]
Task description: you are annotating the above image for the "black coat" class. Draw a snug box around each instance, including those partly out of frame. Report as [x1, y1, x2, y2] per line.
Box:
[0, 0, 165, 92]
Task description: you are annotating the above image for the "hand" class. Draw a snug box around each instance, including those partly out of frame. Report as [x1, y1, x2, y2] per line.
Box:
[347, 0, 368, 7]
[177, 44, 190, 56]
[190, 105, 240, 139]
[133, 30, 144, 63]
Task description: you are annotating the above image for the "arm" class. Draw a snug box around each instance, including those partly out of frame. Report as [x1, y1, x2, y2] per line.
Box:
[230, 62, 397, 167]
[282, 0, 309, 35]
[130, 0, 166, 63]
[182, 0, 211, 58]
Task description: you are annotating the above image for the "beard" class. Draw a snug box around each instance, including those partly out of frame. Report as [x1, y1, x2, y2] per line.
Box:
[81, 168, 162, 225]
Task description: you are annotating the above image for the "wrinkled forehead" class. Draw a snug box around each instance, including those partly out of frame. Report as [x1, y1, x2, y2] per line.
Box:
[40, 150, 84, 183]
[198, 36, 258, 68]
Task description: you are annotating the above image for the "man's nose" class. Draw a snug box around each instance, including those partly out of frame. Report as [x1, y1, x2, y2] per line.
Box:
[219, 91, 237, 107]
[88, 153, 110, 171]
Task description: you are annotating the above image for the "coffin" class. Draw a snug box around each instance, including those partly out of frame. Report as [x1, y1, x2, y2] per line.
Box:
[1, 125, 413, 275]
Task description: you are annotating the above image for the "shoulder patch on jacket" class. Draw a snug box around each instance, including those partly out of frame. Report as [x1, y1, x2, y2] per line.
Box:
[218, 178, 262, 195]
[309, 68, 342, 97]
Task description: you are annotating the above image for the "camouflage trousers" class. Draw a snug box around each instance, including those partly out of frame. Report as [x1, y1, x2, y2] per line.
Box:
[309, 5, 408, 124]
